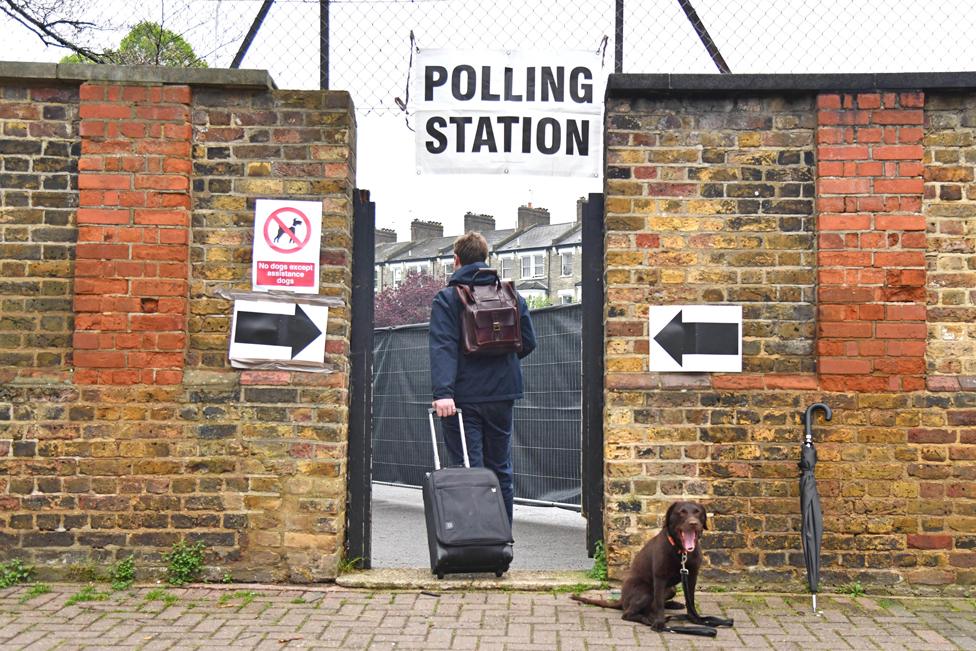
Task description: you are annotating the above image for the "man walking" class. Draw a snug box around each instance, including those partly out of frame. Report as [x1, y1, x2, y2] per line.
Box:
[429, 231, 536, 523]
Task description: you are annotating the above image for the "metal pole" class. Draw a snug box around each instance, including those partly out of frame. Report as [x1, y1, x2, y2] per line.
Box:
[320, 0, 330, 89]
[581, 193, 606, 557]
[614, 0, 624, 73]
[346, 189, 375, 568]
[676, 0, 731, 74]
[230, 0, 275, 69]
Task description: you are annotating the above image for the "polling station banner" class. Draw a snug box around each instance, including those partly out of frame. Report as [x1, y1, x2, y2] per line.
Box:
[414, 49, 605, 177]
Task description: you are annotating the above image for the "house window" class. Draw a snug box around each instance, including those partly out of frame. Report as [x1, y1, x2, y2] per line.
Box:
[560, 252, 573, 277]
[442, 260, 454, 278]
[392, 267, 403, 287]
[520, 253, 544, 279]
[499, 257, 513, 279]
[557, 290, 574, 304]
[374, 269, 380, 291]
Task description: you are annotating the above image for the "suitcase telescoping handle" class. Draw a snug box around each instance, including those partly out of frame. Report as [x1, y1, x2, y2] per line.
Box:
[427, 408, 469, 470]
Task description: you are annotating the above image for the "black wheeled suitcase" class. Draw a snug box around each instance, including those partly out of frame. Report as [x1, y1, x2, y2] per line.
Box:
[423, 408, 514, 579]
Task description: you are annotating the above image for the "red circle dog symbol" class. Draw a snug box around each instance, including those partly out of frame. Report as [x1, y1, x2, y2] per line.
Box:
[263, 207, 312, 254]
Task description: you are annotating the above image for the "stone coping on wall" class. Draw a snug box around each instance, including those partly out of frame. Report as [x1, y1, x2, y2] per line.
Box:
[608, 71, 976, 94]
[0, 61, 276, 89]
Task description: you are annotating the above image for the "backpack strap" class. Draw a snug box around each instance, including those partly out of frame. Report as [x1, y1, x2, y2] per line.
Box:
[455, 283, 475, 306]
[500, 279, 518, 302]
[471, 268, 501, 287]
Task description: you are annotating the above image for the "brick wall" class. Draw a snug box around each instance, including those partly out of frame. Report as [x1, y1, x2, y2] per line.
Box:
[0, 83, 78, 382]
[189, 87, 355, 580]
[0, 67, 355, 583]
[605, 87, 975, 594]
[816, 92, 927, 392]
[924, 94, 976, 390]
[74, 82, 191, 385]
[605, 94, 817, 391]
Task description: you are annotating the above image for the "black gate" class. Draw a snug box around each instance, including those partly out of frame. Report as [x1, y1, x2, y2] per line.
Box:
[347, 190, 606, 565]
[345, 189, 374, 568]
[581, 192, 605, 556]
[371, 305, 583, 505]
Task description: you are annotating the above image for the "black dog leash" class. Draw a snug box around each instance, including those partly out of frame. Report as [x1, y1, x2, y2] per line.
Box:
[663, 624, 717, 637]
[664, 552, 734, 637]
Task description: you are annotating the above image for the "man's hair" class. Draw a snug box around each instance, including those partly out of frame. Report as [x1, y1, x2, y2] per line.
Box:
[453, 231, 489, 266]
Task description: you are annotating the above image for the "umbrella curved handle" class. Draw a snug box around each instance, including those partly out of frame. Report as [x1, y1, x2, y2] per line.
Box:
[803, 402, 832, 444]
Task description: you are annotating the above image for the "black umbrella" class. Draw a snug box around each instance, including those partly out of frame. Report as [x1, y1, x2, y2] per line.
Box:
[800, 402, 831, 613]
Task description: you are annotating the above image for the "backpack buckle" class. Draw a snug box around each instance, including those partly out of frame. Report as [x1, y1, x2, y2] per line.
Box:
[492, 322, 501, 331]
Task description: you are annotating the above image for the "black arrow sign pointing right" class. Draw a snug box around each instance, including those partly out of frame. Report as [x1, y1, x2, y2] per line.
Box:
[653, 310, 738, 366]
[234, 304, 322, 358]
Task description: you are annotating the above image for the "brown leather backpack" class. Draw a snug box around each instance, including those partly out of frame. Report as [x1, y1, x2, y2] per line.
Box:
[455, 269, 523, 357]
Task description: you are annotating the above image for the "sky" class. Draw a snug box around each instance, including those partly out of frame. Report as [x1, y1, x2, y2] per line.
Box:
[4, 0, 976, 239]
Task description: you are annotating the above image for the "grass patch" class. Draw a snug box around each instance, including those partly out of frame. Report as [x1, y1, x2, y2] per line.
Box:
[18, 583, 51, 604]
[110, 556, 135, 591]
[145, 588, 178, 607]
[839, 581, 865, 599]
[0, 560, 33, 589]
[290, 596, 307, 604]
[585, 540, 608, 586]
[164, 540, 205, 587]
[878, 598, 896, 609]
[218, 590, 261, 607]
[66, 585, 110, 606]
[549, 583, 594, 596]
[337, 556, 363, 575]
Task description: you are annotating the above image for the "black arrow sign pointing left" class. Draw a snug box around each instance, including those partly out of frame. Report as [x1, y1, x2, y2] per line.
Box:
[235, 304, 322, 358]
[654, 310, 738, 367]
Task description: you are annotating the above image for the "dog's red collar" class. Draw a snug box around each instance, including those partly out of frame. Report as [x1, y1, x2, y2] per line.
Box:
[667, 534, 684, 555]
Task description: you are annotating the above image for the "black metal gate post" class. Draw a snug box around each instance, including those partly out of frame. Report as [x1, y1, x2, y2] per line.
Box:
[320, 0, 330, 89]
[346, 189, 374, 567]
[614, 0, 624, 73]
[581, 192, 605, 556]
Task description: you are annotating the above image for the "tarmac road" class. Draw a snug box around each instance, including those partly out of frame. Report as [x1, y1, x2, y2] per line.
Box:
[370, 482, 591, 571]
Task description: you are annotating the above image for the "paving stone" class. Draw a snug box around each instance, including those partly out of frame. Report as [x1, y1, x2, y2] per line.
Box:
[0, 586, 974, 649]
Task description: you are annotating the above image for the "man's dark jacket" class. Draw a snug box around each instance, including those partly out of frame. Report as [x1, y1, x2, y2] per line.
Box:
[430, 262, 536, 402]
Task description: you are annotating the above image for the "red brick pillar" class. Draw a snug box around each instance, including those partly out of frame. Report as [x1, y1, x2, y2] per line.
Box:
[72, 83, 191, 385]
[816, 92, 927, 392]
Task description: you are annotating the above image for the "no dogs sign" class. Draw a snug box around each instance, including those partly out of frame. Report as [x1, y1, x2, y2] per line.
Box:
[252, 199, 322, 294]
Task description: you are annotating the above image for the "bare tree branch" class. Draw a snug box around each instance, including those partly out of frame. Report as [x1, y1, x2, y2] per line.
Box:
[0, 0, 106, 62]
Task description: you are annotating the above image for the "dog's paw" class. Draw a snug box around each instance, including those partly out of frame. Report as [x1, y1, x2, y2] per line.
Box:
[664, 600, 685, 610]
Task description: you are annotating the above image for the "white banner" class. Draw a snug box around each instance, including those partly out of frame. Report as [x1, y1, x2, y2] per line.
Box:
[414, 49, 605, 177]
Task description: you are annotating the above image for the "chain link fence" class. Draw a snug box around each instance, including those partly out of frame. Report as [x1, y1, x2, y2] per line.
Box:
[373, 304, 582, 507]
[5, 1, 976, 114]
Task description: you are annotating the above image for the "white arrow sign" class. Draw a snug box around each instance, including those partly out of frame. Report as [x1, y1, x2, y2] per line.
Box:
[649, 305, 742, 373]
[229, 299, 328, 367]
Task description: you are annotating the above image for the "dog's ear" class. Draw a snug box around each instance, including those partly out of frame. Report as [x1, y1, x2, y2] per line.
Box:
[702, 507, 708, 530]
[664, 502, 677, 530]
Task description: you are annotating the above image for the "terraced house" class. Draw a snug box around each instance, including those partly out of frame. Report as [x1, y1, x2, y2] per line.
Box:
[375, 202, 585, 304]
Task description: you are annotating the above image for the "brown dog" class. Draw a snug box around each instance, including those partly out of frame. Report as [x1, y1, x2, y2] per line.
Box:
[572, 501, 727, 632]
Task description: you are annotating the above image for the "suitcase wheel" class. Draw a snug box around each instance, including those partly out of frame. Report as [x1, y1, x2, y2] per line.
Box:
[437, 573, 444, 579]
[495, 571, 503, 577]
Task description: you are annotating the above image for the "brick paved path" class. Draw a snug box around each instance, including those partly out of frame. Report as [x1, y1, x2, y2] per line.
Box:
[1, 584, 974, 650]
